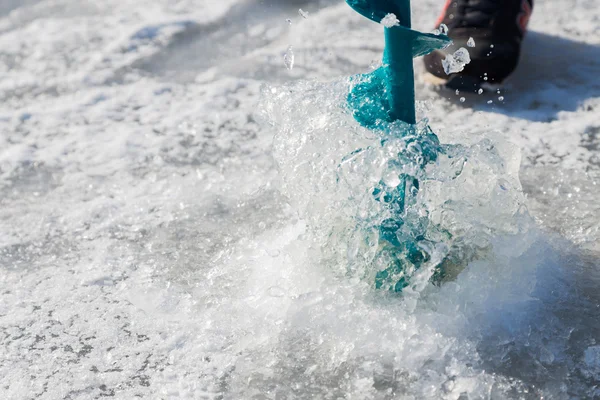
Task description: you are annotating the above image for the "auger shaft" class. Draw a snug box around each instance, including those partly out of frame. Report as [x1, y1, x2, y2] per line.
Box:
[384, 25, 416, 124]
[384, 0, 415, 124]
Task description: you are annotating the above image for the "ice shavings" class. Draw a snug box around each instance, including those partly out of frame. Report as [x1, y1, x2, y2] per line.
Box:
[380, 13, 400, 28]
[442, 47, 471, 75]
[298, 8, 309, 19]
[283, 45, 294, 70]
[432, 24, 448, 35]
[254, 77, 600, 398]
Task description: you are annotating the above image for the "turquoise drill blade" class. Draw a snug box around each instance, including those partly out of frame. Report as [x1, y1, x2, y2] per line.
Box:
[346, 0, 451, 127]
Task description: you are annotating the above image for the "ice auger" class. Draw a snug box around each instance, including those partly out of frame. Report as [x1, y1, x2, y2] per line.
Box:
[346, 0, 453, 292]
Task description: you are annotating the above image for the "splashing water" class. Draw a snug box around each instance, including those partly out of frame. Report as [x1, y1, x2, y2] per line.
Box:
[263, 78, 528, 296]
[259, 78, 600, 398]
[254, 2, 600, 397]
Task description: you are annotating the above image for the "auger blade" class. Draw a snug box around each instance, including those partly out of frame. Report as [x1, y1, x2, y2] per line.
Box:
[346, 0, 410, 25]
[346, 0, 451, 126]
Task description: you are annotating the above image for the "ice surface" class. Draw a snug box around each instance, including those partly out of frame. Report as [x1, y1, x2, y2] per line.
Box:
[1, 0, 600, 399]
[584, 346, 600, 378]
[442, 47, 471, 75]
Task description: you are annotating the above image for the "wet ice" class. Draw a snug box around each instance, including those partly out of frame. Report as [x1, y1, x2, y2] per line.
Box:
[442, 47, 471, 75]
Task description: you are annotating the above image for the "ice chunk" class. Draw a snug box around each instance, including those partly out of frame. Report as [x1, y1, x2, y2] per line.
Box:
[380, 13, 400, 28]
[442, 47, 471, 75]
[467, 37, 475, 47]
[478, 88, 484, 95]
[439, 23, 448, 35]
[498, 96, 505, 101]
[283, 45, 294, 70]
[460, 97, 466, 103]
[298, 9, 309, 19]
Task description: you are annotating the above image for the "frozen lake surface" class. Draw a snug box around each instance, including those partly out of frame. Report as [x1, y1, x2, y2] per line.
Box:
[1, 0, 599, 398]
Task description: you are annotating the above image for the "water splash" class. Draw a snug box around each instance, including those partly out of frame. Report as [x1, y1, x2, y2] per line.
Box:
[262, 80, 529, 296]
[256, 76, 600, 397]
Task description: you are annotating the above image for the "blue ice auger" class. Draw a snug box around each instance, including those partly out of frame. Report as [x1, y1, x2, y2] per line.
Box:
[347, 0, 450, 127]
[346, 0, 452, 292]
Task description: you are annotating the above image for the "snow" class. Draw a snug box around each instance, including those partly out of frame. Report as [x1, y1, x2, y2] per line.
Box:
[0, 0, 599, 398]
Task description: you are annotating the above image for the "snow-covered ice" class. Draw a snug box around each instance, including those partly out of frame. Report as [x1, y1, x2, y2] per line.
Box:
[1, 0, 599, 399]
